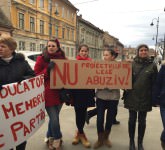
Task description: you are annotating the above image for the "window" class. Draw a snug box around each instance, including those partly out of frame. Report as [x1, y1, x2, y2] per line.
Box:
[71, 29, 74, 41]
[39, 0, 44, 8]
[55, 25, 59, 37]
[49, 23, 52, 37]
[30, 43, 36, 51]
[40, 20, 44, 34]
[70, 48, 74, 57]
[71, 13, 74, 22]
[67, 10, 70, 19]
[67, 28, 70, 40]
[19, 13, 24, 29]
[30, 17, 35, 32]
[40, 44, 45, 51]
[62, 7, 65, 18]
[66, 47, 69, 57]
[62, 28, 65, 39]
[19, 41, 25, 50]
[48, 0, 51, 11]
[29, 0, 35, 4]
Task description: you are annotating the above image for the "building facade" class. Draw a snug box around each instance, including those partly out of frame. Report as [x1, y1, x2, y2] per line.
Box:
[0, 0, 78, 59]
[103, 31, 124, 60]
[76, 15, 104, 60]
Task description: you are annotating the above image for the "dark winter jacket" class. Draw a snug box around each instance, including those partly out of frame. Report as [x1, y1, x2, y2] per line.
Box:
[124, 56, 158, 112]
[152, 62, 165, 106]
[0, 53, 35, 85]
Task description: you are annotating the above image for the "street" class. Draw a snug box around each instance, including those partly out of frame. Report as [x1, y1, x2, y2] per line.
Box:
[26, 101, 162, 150]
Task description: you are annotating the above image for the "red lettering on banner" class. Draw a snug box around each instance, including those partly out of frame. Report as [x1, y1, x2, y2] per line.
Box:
[11, 122, 23, 141]
[53, 62, 78, 86]
[28, 78, 35, 89]
[86, 75, 128, 86]
[1, 102, 16, 119]
[125, 67, 131, 85]
[15, 102, 25, 115]
[0, 134, 5, 148]
[1, 92, 45, 119]
[10, 109, 45, 141]
[0, 87, 8, 99]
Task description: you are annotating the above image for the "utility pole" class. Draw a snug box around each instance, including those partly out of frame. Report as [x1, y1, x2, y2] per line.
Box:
[49, 0, 52, 39]
[163, 34, 165, 60]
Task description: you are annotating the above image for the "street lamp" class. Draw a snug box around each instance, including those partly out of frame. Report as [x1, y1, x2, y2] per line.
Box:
[150, 17, 159, 53]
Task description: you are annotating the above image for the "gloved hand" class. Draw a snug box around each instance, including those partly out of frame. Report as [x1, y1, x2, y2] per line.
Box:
[47, 61, 55, 75]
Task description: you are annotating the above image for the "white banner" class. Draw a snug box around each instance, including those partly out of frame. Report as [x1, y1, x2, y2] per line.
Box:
[0, 75, 45, 150]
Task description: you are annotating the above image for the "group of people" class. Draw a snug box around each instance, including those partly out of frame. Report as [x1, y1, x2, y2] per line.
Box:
[0, 35, 165, 150]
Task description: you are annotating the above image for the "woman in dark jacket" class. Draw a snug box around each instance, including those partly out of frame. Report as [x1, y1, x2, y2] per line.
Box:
[152, 61, 165, 150]
[0, 36, 35, 150]
[34, 38, 66, 150]
[123, 44, 158, 150]
[71, 44, 95, 148]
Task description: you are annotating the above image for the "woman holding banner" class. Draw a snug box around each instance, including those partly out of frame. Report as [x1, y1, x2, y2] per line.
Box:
[93, 45, 120, 149]
[34, 38, 66, 150]
[71, 44, 95, 148]
[123, 44, 158, 150]
[0, 35, 35, 150]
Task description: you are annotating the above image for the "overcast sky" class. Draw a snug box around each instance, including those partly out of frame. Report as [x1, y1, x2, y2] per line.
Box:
[69, 0, 165, 48]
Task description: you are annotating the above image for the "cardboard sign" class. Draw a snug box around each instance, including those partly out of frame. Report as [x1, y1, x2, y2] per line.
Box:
[50, 60, 132, 89]
[0, 75, 45, 150]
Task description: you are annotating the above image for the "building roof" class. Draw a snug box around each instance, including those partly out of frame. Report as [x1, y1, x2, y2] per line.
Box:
[62, 0, 79, 11]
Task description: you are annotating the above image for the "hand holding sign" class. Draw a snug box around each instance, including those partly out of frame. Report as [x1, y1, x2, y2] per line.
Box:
[47, 61, 55, 75]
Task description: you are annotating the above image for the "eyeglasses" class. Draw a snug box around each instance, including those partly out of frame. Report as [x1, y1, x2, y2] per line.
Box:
[48, 45, 56, 47]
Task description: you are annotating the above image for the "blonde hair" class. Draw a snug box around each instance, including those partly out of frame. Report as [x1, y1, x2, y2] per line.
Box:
[0, 35, 17, 51]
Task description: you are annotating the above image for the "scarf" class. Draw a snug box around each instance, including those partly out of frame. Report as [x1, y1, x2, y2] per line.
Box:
[76, 55, 92, 60]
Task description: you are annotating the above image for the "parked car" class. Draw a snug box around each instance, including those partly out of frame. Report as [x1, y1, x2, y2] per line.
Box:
[18, 51, 42, 69]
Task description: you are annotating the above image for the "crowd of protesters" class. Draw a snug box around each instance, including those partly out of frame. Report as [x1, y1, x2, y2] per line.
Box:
[1, 35, 165, 150]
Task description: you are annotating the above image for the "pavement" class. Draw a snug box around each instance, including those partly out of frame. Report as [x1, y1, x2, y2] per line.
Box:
[26, 101, 163, 150]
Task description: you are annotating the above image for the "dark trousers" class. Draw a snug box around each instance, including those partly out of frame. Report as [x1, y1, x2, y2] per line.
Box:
[74, 106, 87, 134]
[128, 110, 147, 141]
[10, 141, 27, 150]
[87, 101, 119, 122]
[96, 99, 118, 133]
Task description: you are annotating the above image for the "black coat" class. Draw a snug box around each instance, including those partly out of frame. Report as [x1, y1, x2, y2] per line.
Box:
[0, 53, 35, 85]
[71, 89, 95, 108]
[124, 56, 158, 112]
[152, 64, 165, 106]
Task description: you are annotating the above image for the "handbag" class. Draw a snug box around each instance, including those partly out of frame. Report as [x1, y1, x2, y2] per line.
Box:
[59, 88, 72, 105]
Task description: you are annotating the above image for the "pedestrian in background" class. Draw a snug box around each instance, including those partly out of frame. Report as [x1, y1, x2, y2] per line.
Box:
[123, 44, 158, 150]
[34, 38, 66, 150]
[152, 60, 165, 150]
[93, 45, 120, 149]
[71, 44, 95, 148]
[0, 35, 35, 150]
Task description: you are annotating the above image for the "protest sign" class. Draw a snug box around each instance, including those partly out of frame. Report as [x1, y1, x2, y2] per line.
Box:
[50, 60, 132, 89]
[0, 75, 45, 150]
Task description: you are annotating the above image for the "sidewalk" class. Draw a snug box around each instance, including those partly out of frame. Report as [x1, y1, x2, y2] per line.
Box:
[26, 102, 162, 150]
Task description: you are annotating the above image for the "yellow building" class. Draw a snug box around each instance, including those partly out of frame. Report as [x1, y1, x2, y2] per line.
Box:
[0, 0, 78, 59]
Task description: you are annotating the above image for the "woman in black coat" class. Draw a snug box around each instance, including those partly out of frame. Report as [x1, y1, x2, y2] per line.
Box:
[123, 44, 158, 150]
[71, 44, 95, 148]
[0, 35, 35, 150]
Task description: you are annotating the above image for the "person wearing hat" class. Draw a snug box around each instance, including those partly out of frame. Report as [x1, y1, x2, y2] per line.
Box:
[34, 38, 66, 150]
[123, 44, 158, 150]
[0, 35, 35, 150]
